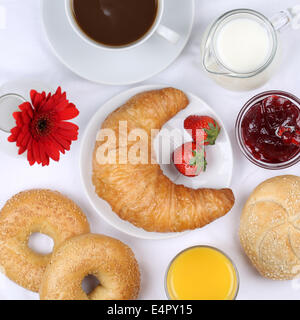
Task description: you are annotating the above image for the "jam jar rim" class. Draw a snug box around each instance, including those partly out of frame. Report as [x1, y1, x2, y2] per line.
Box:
[235, 90, 300, 170]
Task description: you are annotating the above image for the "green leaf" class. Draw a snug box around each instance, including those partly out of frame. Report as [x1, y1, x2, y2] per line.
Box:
[204, 121, 221, 145]
[189, 146, 207, 174]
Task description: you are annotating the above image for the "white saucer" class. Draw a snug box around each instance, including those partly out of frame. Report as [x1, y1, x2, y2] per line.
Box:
[41, 0, 195, 85]
[80, 85, 233, 240]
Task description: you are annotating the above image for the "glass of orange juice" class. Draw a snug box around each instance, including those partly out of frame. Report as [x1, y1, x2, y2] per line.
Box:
[165, 246, 239, 300]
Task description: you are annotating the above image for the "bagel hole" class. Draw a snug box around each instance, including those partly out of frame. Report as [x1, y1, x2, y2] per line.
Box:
[28, 233, 54, 255]
[82, 275, 101, 295]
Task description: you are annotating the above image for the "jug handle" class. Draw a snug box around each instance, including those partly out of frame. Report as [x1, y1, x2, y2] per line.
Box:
[271, 5, 300, 31]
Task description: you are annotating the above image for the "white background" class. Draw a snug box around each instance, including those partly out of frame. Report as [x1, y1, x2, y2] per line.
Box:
[0, 0, 300, 300]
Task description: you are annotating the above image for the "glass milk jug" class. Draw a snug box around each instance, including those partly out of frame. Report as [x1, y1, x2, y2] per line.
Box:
[201, 7, 300, 91]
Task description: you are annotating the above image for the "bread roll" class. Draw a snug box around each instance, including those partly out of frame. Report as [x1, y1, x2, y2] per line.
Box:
[239, 175, 300, 280]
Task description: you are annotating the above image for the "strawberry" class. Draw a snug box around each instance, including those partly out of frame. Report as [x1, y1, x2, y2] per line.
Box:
[184, 115, 221, 146]
[172, 142, 207, 177]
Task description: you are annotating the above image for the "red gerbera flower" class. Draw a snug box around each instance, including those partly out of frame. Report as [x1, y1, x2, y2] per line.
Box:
[8, 87, 79, 166]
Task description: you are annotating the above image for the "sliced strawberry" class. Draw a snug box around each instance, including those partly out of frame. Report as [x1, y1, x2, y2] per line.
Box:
[172, 142, 207, 177]
[184, 115, 221, 146]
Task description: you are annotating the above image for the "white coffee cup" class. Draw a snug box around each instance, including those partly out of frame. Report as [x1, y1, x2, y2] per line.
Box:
[65, 0, 180, 50]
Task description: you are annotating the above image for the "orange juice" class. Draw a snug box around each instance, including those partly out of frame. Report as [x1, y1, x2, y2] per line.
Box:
[166, 246, 239, 300]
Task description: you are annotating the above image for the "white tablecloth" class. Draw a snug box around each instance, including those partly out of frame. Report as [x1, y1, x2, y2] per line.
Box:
[0, 0, 300, 300]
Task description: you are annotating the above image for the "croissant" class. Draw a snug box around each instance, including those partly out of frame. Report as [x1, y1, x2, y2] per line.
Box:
[92, 88, 234, 232]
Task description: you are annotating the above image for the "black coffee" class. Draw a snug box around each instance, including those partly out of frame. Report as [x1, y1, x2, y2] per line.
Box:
[72, 0, 158, 47]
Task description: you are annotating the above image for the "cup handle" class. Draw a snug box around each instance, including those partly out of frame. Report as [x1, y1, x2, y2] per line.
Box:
[155, 24, 180, 44]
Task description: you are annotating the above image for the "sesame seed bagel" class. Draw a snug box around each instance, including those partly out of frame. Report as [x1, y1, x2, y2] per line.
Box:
[0, 189, 90, 292]
[40, 234, 140, 300]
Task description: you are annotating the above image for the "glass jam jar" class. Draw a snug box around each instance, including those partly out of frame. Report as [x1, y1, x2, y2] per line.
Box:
[236, 91, 300, 170]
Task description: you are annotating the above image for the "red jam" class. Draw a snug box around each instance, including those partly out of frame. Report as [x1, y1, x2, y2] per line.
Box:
[241, 95, 300, 164]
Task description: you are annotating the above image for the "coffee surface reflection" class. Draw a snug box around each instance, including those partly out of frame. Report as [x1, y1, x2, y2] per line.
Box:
[72, 0, 158, 47]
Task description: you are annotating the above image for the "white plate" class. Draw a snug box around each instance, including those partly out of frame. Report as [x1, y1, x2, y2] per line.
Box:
[80, 85, 233, 240]
[41, 0, 195, 85]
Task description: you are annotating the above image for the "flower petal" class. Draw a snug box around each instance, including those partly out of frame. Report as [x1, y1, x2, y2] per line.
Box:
[57, 103, 79, 121]
[50, 133, 71, 151]
[57, 121, 79, 131]
[56, 129, 78, 141]
[30, 90, 46, 110]
[44, 140, 60, 162]
[32, 140, 42, 164]
[13, 112, 23, 127]
[38, 141, 50, 166]
[46, 135, 65, 154]
[19, 131, 31, 149]
[27, 140, 36, 166]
